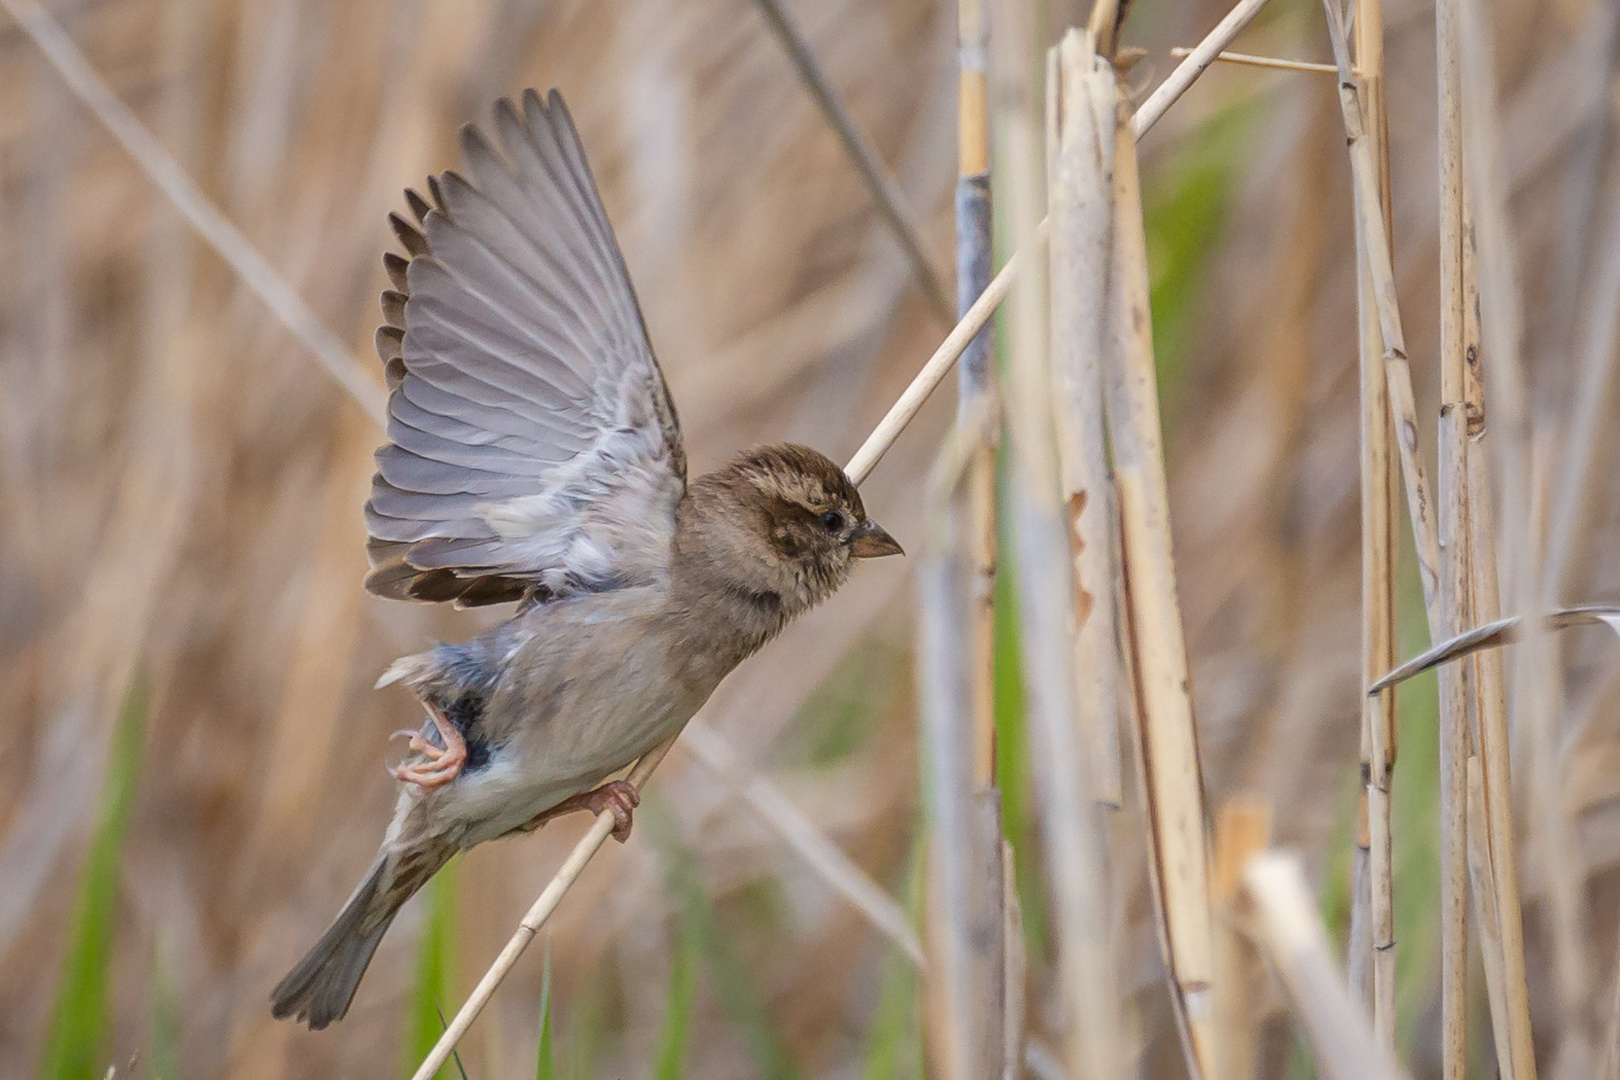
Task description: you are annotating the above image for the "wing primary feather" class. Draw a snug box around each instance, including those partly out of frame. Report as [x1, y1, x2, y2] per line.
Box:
[383, 252, 410, 291]
[404, 188, 432, 225]
[375, 325, 404, 363]
[365, 88, 685, 607]
[380, 290, 408, 329]
[389, 212, 430, 256]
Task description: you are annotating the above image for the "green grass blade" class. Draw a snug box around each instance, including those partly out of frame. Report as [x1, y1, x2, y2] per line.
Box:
[405, 858, 460, 1079]
[649, 802, 800, 1080]
[38, 672, 148, 1080]
[860, 834, 925, 1080]
[653, 902, 700, 1080]
[148, 940, 180, 1080]
[535, 949, 556, 1080]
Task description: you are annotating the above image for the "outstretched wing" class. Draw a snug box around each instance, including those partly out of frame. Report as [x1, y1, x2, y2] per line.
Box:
[366, 90, 685, 608]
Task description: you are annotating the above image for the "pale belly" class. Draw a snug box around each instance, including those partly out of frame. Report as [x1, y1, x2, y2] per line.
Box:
[425, 646, 712, 849]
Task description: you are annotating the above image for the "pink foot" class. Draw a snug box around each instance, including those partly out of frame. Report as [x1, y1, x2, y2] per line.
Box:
[388, 702, 467, 793]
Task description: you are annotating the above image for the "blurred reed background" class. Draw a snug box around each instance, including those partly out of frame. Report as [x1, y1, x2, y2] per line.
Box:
[3, 0, 1620, 1077]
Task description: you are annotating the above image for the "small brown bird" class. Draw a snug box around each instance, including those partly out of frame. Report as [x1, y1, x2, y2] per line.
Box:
[269, 90, 902, 1030]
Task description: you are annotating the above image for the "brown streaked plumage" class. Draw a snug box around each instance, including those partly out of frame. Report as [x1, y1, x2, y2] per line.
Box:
[270, 90, 901, 1031]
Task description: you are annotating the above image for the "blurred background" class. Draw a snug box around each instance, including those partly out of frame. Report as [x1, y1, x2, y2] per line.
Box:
[3, 0, 1620, 1076]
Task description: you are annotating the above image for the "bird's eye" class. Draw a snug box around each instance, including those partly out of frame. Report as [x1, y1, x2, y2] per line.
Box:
[820, 510, 846, 533]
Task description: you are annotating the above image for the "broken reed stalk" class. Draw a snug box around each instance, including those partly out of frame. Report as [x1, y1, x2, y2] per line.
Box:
[1349, 0, 1398, 1048]
[1051, 28, 1126, 810]
[1243, 853, 1406, 1080]
[751, 0, 955, 326]
[1110, 74, 1216, 1079]
[1212, 801, 1272, 1080]
[1458, 0, 1595, 1065]
[1435, 0, 1474, 1068]
[995, 12, 1124, 1080]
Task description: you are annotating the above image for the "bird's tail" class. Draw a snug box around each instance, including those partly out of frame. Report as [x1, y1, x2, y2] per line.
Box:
[271, 837, 454, 1029]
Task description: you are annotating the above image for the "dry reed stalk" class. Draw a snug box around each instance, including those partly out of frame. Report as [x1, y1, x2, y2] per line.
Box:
[1167, 48, 1341, 75]
[1456, 0, 1594, 1069]
[1465, 757, 1515, 1078]
[927, 0, 1007, 1068]
[918, 414, 1006, 1080]
[412, 736, 676, 1080]
[1051, 27, 1125, 809]
[1322, 1, 1444, 622]
[955, 0, 998, 794]
[1212, 800, 1271, 1080]
[1109, 55, 1215, 1080]
[1435, 0, 1474, 1070]
[1349, 0, 1398, 1047]
[1001, 838, 1026, 1080]
[1242, 852, 1406, 1080]
[751, 0, 954, 326]
[995, 12, 1123, 1079]
[1462, 222, 1537, 1080]
[917, 501, 980, 1080]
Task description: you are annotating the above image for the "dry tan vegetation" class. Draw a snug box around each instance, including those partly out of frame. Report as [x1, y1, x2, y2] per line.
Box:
[5, 0, 1620, 1077]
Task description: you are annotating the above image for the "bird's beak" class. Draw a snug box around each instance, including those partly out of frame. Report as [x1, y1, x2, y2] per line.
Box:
[849, 518, 904, 558]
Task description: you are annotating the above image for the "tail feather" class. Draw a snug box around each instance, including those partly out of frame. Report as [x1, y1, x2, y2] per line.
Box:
[271, 839, 453, 1029]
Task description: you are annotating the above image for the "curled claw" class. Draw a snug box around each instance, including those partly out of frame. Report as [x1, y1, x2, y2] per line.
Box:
[587, 780, 641, 843]
[388, 703, 467, 793]
[522, 779, 642, 842]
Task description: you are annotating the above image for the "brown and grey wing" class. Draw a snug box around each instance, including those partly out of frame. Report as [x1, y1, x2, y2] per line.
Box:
[368, 89, 685, 608]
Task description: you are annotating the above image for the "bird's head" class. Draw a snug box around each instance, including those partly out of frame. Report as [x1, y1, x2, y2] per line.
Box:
[681, 444, 902, 618]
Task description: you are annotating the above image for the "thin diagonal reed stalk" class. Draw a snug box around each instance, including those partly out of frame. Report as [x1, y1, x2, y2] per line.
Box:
[751, 0, 955, 325]
[1131, 0, 1273, 139]
[0, 0, 385, 426]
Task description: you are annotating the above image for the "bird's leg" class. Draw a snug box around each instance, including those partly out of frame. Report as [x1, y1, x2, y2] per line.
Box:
[524, 780, 640, 842]
[389, 700, 468, 792]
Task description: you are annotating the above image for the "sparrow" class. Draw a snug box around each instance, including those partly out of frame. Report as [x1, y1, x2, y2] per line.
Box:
[270, 89, 902, 1030]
